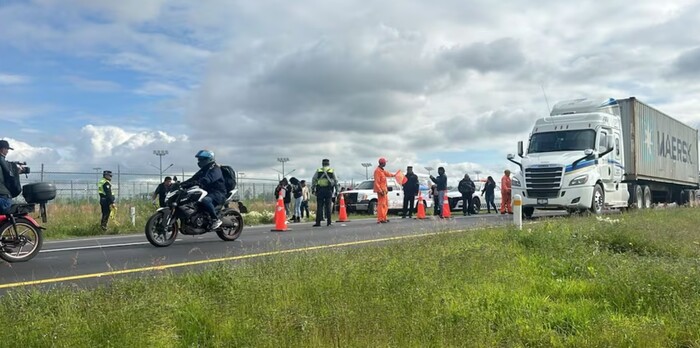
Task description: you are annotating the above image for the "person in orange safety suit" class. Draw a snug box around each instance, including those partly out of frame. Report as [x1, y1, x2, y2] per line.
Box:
[500, 169, 513, 214]
[373, 157, 395, 223]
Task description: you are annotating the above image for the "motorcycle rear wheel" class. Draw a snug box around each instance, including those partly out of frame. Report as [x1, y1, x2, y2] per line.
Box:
[0, 219, 43, 263]
[145, 212, 178, 247]
[216, 209, 243, 242]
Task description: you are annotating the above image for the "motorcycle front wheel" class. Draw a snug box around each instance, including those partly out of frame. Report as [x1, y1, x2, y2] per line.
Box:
[145, 212, 178, 247]
[0, 219, 43, 263]
[216, 209, 243, 242]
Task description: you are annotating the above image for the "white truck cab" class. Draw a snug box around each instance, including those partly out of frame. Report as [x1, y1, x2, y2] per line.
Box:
[341, 178, 433, 215]
[507, 98, 629, 217]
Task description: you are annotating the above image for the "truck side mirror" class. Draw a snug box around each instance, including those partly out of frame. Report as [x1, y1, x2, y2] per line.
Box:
[507, 154, 515, 160]
[606, 134, 614, 151]
[517, 141, 524, 158]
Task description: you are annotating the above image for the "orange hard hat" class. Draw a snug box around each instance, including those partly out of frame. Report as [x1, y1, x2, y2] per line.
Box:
[378, 157, 387, 165]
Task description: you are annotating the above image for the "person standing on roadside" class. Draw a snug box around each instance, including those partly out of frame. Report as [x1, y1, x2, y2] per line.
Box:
[289, 177, 303, 223]
[430, 184, 439, 215]
[401, 166, 419, 218]
[300, 180, 310, 220]
[500, 169, 513, 214]
[374, 157, 395, 224]
[312, 158, 337, 227]
[98, 170, 115, 231]
[458, 174, 476, 216]
[151, 176, 173, 208]
[430, 167, 448, 217]
[481, 176, 498, 213]
[274, 178, 292, 216]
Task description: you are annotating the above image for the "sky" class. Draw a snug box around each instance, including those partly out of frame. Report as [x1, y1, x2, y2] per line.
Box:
[1, 0, 699, 185]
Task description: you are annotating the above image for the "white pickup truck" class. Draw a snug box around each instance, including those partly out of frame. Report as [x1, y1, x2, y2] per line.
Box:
[340, 179, 433, 215]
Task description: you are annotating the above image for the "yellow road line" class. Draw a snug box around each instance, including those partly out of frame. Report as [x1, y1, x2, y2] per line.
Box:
[0, 230, 457, 289]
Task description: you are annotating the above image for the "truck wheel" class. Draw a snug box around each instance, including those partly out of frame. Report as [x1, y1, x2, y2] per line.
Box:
[368, 201, 377, 215]
[642, 186, 652, 209]
[523, 207, 535, 219]
[632, 185, 643, 209]
[590, 184, 605, 215]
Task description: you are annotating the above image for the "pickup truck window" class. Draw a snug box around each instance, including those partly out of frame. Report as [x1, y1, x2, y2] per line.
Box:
[528, 129, 596, 153]
[354, 181, 374, 189]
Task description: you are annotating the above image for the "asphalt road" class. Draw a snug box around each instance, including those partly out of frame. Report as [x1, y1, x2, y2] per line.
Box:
[0, 212, 563, 291]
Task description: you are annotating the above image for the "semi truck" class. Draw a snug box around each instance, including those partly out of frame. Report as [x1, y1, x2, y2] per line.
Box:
[507, 97, 699, 218]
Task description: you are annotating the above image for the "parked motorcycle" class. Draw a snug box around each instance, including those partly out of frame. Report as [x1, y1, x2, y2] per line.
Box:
[144, 182, 246, 247]
[0, 181, 57, 263]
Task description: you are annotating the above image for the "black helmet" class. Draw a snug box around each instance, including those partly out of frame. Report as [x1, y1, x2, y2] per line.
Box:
[195, 150, 215, 168]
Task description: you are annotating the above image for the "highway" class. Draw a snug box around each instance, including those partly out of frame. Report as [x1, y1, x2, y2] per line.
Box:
[0, 212, 561, 291]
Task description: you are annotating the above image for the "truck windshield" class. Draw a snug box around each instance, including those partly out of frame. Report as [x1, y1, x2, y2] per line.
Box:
[354, 181, 374, 189]
[528, 130, 596, 153]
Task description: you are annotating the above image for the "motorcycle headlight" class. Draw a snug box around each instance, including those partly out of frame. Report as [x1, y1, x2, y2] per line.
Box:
[569, 174, 589, 186]
[511, 177, 521, 187]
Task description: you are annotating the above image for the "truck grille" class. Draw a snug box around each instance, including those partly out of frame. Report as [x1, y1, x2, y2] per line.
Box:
[525, 167, 563, 198]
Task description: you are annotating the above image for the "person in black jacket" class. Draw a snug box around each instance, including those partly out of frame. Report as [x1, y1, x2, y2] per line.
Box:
[274, 178, 292, 216]
[458, 174, 476, 216]
[401, 166, 420, 218]
[182, 150, 226, 230]
[430, 167, 447, 217]
[289, 177, 303, 223]
[481, 176, 498, 213]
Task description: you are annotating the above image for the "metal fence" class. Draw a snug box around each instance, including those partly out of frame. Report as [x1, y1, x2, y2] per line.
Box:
[21, 164, 361, 203]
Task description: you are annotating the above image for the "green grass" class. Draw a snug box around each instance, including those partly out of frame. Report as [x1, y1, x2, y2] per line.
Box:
[4, 209, 700, 347]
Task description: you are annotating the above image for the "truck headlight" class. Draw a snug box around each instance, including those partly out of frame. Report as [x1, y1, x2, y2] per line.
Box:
[569, 174, 589, 186]
[511, 177, 521, 187]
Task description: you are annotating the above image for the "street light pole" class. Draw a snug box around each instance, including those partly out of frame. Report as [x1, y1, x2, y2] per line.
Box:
[277, 157, 290, 177]
[361, 162, 372, 180]
[153, 150, 169, 182]
[424, 166, 434, 176]
[93, 167, 101, 183]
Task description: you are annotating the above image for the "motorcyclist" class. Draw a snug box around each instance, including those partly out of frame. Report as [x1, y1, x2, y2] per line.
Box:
[181, 150, 226, 229]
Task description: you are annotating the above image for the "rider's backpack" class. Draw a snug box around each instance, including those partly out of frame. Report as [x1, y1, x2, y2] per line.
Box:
[220, 165, 237, 191]
[4, 162, 22, 198]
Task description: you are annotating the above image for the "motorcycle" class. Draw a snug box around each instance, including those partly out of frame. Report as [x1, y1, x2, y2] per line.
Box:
[0, 178, 57, 263]
[144, 182, 246, 247]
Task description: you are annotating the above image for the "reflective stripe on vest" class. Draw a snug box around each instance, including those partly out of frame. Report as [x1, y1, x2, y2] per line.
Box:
[316, 167, 334, 187]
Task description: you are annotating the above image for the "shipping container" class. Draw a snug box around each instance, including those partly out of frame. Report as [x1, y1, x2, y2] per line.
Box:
[619, 97, 699, 188]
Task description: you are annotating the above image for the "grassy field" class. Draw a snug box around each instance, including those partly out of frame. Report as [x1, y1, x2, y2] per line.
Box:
[3, 209, 700, 346]
[39, 199, 405, 239]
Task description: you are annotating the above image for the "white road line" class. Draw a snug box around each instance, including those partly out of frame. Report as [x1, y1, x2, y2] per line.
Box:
[40, 239, 182, 253]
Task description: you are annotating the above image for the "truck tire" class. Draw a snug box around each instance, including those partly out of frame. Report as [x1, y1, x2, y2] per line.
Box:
[523, 207, 535, 219]
[590, 184, 605, 215]
[368, 201, 377, 215]
[632, 185, 643, 209]
[642, 186, 652, 209]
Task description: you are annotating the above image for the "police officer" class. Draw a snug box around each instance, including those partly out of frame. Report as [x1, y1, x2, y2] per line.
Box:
[98, 170, 115, 231]
[311, 158, 337, 227]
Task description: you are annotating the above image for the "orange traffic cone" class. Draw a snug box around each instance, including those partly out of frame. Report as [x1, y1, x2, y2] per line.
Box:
[416, 192, 426, 219]
[336, 193, 350, 222]
[271, 195, 289, 232]
[441, 191, 452, 219]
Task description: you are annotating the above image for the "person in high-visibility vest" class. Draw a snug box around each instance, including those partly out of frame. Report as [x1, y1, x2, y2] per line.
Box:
[97, 170, 115, 231]
[311, 158, 337, 227]
[373, 157, 395, 223]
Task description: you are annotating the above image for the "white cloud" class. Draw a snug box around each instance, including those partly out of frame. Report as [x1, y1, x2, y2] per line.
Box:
[0, 73, 30, 85]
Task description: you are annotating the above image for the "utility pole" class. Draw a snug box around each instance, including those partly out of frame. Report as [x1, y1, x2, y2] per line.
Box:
[474, 170, 482, 181]
[277, 157, 290, 177]
[361, 162, 372, 180]
[153, 150, 172, 182]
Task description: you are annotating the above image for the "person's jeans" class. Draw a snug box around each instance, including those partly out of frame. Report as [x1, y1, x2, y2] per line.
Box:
[294, 197, 302, 217]
[300, 200, 310, 218]
[284, 202, 290, 216]
[315, 188, 332, 224]
[0, 196, 12, 215]
[402, 194, 416, 217]
[461, 194, 473, 215]
[485, 193, 497, 212]
[200, 196, 219, 220]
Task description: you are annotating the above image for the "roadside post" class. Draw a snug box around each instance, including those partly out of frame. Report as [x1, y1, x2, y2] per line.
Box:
[513, 195, 522, 230]
[130, 206, 136, 227]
